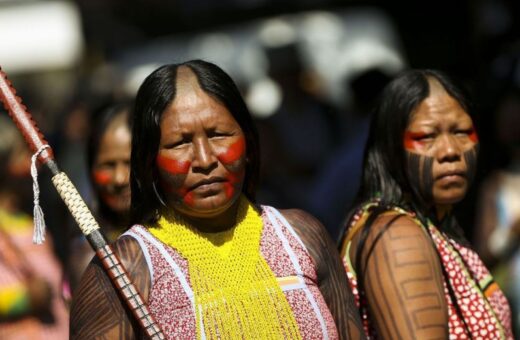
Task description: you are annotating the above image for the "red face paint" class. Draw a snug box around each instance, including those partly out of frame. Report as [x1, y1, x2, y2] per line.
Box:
[183, 192, 194, 206]
[156, 154, 191, 174]
[403, 131, 429, 150]
[217, 137, 245, 164]
[224, 173, 238, 199]
[93, 170, 112, 185]
[468, 128, 479, 143]
[157, 155, 195, 206]
[172, 186, 192, 205]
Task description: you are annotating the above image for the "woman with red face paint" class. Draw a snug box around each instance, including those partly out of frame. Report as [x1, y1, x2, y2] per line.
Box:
[70, 60, 364, 339]
[67, 102, 132, 292]
[338, 69, 514, 339]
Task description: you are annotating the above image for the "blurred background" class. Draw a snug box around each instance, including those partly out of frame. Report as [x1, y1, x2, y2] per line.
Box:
[0, 0, 519, 276]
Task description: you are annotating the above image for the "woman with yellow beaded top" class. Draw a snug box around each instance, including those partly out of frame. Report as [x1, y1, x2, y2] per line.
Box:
[339, 69, 513, 339]
[70, 60, 364, 339]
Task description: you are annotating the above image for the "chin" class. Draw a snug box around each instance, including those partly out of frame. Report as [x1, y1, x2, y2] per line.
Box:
[433, 192, 467, 206]
[433, 183, 468, 204]
[176, 193, 239, 218]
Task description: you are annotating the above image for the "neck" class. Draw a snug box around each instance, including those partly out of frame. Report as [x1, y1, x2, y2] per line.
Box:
[177, 200, 241, 233]
[435, 204, 452, 221]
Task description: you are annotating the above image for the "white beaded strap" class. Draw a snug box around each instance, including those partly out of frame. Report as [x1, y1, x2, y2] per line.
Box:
[30, 145, 50, 244]
[51, 172, 100, 235]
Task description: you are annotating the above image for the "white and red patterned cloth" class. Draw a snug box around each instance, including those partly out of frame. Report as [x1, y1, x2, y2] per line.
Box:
[342, 203, 514, 340]
[123, 206, 338, 339]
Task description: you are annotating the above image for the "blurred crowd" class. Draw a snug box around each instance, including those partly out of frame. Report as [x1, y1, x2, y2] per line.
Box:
[0, 0, 519, 338]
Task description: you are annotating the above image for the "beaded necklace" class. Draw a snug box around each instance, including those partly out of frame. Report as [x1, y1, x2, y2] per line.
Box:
[148, 197, 302, 339]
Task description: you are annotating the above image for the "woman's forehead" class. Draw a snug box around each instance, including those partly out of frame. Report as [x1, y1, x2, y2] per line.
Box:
[175, 66, 200, 97]
[408, 83, 470, 127]
[161, 92, 240, 134]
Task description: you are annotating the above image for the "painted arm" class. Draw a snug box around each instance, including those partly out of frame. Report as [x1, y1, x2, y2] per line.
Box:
[281, 209, 365, 340]
[70, 236, 151, 339]
[350, 213, 448, 339]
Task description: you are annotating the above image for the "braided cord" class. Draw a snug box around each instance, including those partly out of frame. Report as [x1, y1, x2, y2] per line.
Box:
[51, 172, 100, 235]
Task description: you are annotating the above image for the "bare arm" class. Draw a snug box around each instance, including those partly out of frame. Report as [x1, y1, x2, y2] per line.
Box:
[69, 236, 150, 339]
[351, 214, 448, 340]
[280, 209, 365, 340]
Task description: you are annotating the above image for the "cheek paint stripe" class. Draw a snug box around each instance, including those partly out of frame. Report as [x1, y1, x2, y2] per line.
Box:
[156, 154, 191, 175]
[224, 182, 234, 199]
[403, 132, 426, 150]
[464, 147, 478, 185]
[183, 192, 194, 206]
[421, 155, 434, 202]
[93, 171, 111, 185]
[468, 130, 479, 143]
[407, 152, 421, 190]
[406, 152, 433, 203]
[218, 137, 246, 164]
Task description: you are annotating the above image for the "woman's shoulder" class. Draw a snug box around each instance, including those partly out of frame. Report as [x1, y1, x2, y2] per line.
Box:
[344, 201, 419, 238]
[267, 207, 335, 256]
[265, 207, 331, 243]
[274, 208, 324, 232]
[112, 226, 147, 259]
[342, 201, 432, 260]
[359, 204, 425, 239]
[110, 227, 149, 276]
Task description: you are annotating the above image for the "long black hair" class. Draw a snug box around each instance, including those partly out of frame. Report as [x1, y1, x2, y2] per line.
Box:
[130, 60, 260, 224]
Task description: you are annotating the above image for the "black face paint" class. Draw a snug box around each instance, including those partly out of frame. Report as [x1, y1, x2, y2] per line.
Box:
[406, 152, 434, 204]
[463, 144, 478, 186]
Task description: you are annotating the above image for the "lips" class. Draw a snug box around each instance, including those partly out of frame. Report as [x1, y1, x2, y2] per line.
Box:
[435, 170, 466, 181]
[189, 177, 226, 191]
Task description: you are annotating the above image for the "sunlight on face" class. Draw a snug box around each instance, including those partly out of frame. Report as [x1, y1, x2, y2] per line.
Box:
[156, 67, 246, 220]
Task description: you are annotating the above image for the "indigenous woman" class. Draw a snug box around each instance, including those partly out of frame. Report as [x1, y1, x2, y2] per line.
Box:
[68, 102, 133, 291]
[70, 60, 364, 339]
[339, 69, 513, 339]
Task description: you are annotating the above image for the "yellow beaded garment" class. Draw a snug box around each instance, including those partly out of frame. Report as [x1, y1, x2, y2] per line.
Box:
[148, 197, 302, 339]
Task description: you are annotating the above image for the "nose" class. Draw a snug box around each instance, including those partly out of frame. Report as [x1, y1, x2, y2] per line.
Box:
[113, 162, 130, 186]
[192, 137, 217, 172]
[436, 134, 462, 163]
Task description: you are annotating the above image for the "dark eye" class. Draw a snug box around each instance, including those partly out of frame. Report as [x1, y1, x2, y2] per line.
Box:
[455, 129, 473, 136]
[208, 129, 231, 139]
[411, 132, 434, 141]
[96, 161, 116, 171]
[164, 138, 189, 149]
